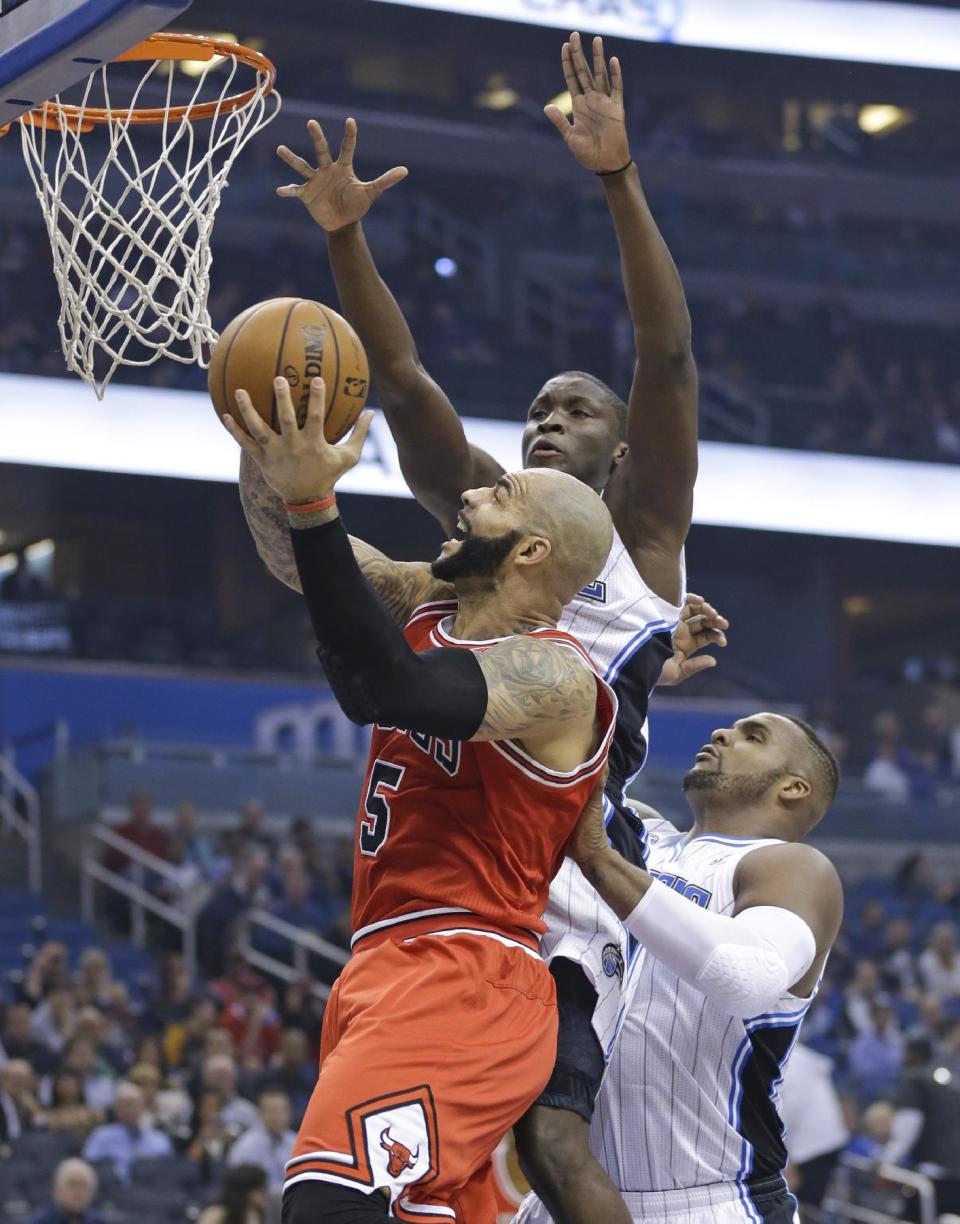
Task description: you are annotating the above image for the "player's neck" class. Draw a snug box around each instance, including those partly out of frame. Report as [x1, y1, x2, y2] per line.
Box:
[450, 587, 557, 641]
[689, 803, 784, 841]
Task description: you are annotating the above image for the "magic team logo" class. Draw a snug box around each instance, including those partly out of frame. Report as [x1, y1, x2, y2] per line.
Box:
[601, 942, 625, 980]
[577, 579, 607, 604]
[650, 870, 712, 907]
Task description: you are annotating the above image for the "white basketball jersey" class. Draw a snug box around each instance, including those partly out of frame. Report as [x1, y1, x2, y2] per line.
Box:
[545, 528, 683, 1052]
[589, 819, 813, 1208]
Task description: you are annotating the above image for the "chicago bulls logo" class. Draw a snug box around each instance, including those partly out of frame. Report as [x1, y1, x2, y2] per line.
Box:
[380, 1127, 419, 1177]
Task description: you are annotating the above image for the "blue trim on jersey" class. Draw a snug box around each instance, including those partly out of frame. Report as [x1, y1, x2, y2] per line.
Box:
[692, 835, 771, 847]
[731, 1013, 807, 1222]
[604, 617, 674, 687]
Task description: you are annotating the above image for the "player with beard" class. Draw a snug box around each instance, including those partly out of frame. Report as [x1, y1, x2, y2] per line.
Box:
[517, 713, 843, 1224]
[224, 376, 623, 1223]
[267, 34, 701, 1223]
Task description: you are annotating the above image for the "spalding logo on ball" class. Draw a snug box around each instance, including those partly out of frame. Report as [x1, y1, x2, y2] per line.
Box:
[208, 297, 370, 442]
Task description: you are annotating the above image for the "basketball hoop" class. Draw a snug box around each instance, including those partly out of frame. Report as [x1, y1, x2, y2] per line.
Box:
[11, 33, 281, 398]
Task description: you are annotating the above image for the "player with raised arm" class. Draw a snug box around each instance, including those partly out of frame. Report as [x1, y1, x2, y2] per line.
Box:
[274, 32, 700, 1223]
[520, 714, 844, 1224]
[223, 375, 620, 1224]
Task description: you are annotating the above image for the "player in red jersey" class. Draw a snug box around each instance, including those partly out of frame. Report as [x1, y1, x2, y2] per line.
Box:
[224, 376, 618, 1224]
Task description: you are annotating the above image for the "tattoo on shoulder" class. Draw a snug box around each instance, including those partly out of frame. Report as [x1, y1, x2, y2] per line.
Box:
[478, 636, 597, 740]
[239, 452, 302, 592]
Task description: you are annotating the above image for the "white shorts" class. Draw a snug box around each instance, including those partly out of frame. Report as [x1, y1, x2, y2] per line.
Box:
[515, 1179, 800, 1224]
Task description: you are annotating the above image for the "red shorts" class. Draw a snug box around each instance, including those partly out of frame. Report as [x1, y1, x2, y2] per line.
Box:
[284, 922, 558, 1223]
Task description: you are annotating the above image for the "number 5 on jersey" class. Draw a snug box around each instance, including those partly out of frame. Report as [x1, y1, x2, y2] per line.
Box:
[360, 760, 405, 857]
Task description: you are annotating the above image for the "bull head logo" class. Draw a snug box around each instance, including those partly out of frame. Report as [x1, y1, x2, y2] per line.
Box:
[380, 1126, 420, 1177]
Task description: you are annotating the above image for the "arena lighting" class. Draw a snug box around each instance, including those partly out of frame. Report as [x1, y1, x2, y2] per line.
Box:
[858, 104, 914, 136]
[366, 0, 960, 72]
[1, 374, 959, 547]
[475, 74, 518, 110]
[434, 256, 458, 277]
[933, 1067, 952, 1085]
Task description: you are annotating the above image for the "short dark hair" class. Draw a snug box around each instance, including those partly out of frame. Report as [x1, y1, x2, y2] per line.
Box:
[561, 370, 628, 440]
[785, 716, 840, 812]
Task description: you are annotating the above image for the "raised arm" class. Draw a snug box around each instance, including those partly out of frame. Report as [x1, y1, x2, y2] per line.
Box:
[239, 448, 452, 625]
[546, 35, 697, 603]
[277, 119, 503, 533]
[568, 785, 842, 1014]
[225, 377, 596, 765]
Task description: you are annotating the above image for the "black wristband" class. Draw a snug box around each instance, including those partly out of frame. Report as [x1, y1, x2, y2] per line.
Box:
[596, 159, 634, 178]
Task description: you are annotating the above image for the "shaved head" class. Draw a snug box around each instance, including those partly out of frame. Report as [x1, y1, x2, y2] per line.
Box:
[516, 468, 613, 604]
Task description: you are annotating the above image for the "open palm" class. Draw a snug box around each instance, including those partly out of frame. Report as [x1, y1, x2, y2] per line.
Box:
[545, 32, 629, 174]
[276, 118, 407, 233]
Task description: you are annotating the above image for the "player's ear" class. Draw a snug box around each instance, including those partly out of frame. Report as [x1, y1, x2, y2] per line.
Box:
[514, 535, 551, 569]
[778, 775, 811, 808]
[610, 442, 628, 470]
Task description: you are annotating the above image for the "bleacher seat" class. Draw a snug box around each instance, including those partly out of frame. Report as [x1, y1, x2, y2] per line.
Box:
[0, 890, 44, 918]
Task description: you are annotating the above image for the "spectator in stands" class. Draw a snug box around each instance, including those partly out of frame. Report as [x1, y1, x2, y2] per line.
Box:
[26, 1157, 107, 1224]
[126, 1060, 191, 1141]
[105, 791, 169, 872]
[74, 950, 114, 1010]
[863, 711, 912, 803]
[197, 1162, 268, 1224]
[152, 952, 194, 1028]
[845, 1099, 894, 1160]
[879, 917, 920, 998]
[0, 1058, 44, 1145]
[197, 851, 271, 977]
[21, 942, 71, 1008]
[850, 900, 887, 960]
[41, 1069, 104, 1145]
[778, 1044, 850, 1210]
[186, 1088, 233, 1179]
[918, 921, 960, 1001]
[843, 959, 883, 1036]
[201, 1055, 259, 1136]
[55, 1036, 116, 1112]
[30, 985, 77, 1059]
[81, 1080, 173, 1180]
[170, 801, 216, 880]
[268, 866, 335, 940]
[2, 1001, 57, 1075]
[238, 800, 271, 853]
[225, 1088, 295, 1192]
[888, 1037, 960, 1216]
[257, 1028, 315, 1125]
[218, 976, 282, 1068]
[894, 852, 937, 903]
[276, 980, 325, 1055]
[846, 997, 904, 1101]
[164, 996, 218, 1072]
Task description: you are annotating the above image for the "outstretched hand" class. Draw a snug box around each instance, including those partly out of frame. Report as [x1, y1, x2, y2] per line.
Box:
[276, 117, 408, 232]
[222, 376, 373, 505]
[545, 32, 630, 174]
[659, 593, 729, 687]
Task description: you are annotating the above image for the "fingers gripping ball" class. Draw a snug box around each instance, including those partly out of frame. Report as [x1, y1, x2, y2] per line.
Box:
[208, 298, 369, 441]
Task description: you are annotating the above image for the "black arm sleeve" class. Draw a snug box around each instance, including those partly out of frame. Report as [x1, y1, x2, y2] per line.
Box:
[290, 516, 487, 739]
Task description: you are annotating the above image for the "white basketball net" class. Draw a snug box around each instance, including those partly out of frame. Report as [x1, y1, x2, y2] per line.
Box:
[18, 49, 281, 397]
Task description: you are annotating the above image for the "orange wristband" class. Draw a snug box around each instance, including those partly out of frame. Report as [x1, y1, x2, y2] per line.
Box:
[284, 493, 336, 514]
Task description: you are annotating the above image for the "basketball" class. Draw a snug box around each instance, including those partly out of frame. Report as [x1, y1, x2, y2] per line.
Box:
[208, 297, 370, 442]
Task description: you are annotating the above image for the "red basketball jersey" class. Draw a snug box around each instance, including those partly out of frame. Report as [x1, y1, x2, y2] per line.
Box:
[349, 601, 617, 951]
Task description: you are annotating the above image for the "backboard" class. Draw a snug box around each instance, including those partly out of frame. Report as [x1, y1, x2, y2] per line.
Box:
[0, 0, 193, 128]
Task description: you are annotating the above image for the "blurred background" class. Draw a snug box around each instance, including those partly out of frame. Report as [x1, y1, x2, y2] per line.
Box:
[0, 0, 959, 1220]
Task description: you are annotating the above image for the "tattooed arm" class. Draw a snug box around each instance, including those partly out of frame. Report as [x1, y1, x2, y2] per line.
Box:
[239, 451, 453, 624]
[473, 637, 600, 769]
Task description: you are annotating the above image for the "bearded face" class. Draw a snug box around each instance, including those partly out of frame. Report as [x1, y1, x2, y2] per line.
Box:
[431, 528, 523, 584]
[682, 766, 787, 804]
